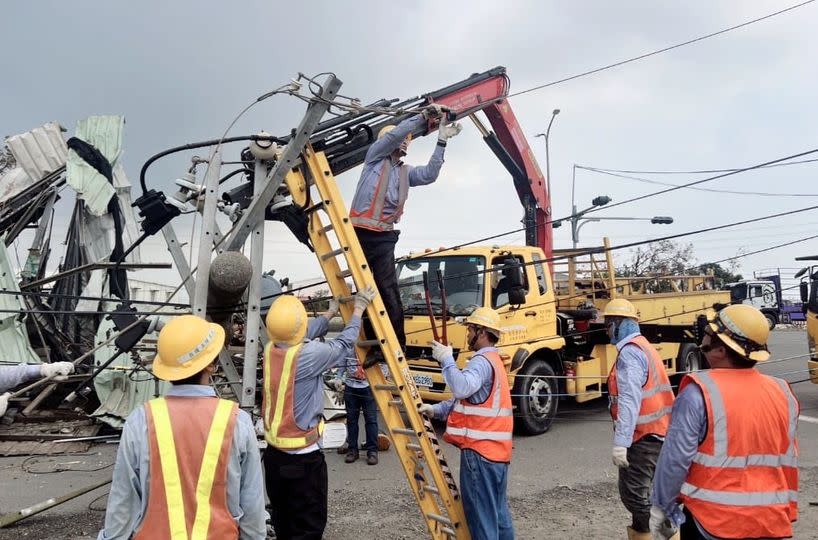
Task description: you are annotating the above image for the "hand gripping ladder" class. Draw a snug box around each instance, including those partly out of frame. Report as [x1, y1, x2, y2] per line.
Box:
[283, 146, 470, 539]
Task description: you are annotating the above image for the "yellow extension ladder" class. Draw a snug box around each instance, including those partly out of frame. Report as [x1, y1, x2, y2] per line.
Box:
[283, 145, 470, 540]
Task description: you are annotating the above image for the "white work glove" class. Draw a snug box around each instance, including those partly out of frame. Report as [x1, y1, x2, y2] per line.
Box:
[326, 297, 340, 318]
[421, 104, 446, 120]
[330, 377, 345, 392]
[418, 403, 434, 417]
[649, 505, 678, 539]
[354, 285, 377, 311]
[612, 446, 630, 468]
[40, 362, 74, 378]
[438, 122, 463, 142]
[430, 340, 453, 363]
[0, 392, 9, 416]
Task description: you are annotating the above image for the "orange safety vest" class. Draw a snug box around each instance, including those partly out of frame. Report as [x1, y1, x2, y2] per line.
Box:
[443, 351, 513, 463]
[262, 343, 323, 449]
[678, 369, 799, 539]
[607, 334, 674, 442]
[134, 396, 239, 540]
[350, 159, 409, 232]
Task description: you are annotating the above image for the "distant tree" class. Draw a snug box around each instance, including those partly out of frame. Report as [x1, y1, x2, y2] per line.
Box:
[619, 240, 696, 277]
[695, 261, 743, 289]
[0, 142, 15, 176]
[310, 288, 331, 313]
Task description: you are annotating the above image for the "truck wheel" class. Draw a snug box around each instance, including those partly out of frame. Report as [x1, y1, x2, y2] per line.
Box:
[764, 312, 777, 330]
[512, 359, 558, 435]
[677, 343, 701, 374]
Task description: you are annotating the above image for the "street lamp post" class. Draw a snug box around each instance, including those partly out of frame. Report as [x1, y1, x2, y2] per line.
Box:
[534, 108, 561, 205]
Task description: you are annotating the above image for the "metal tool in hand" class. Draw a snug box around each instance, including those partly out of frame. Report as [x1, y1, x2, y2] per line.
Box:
[422, 271, 440, 343]
[435, 268, 448, 345]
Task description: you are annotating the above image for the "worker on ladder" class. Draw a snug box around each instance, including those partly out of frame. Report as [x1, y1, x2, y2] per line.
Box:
[650, 305, 799, 539]
[350, 105, 462, 365]
[98, 315, 266, 540]
[605, 298, 675, 540]
[262, 287, 376, 540]
[419, 307, 515, 540]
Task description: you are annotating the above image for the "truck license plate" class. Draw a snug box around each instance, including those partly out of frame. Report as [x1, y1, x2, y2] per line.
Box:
[413, 375, 433, 388]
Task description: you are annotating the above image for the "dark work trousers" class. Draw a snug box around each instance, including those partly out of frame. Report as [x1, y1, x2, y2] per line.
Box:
[264, 446, 328, 540]
[344, 385, 379, 455]
[680, 507, 708, 539]
[354, 227, 405, 349]
[618, 436, 663, 532]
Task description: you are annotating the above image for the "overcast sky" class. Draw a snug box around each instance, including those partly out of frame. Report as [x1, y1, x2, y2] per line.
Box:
[3, 1, 818, 293]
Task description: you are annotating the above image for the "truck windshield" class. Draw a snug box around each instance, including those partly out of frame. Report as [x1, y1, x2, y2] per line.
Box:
[397, 256, 486, 316]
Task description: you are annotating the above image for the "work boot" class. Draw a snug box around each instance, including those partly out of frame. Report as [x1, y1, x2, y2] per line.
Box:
[366, 452, 378, 465]
[344, 450, 359, 463]
[336, 442, 349, 455]
[626, 527, 651, 540]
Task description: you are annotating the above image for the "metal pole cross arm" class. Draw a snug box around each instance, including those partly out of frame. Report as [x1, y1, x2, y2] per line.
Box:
[224, 75, 343, 252]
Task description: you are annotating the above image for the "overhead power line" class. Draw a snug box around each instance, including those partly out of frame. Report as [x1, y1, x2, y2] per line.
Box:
[584, 148, 818, 214]
[577, 157, 818, 175]
[507, 0, 815, 98]
[578, 165, 818, 197]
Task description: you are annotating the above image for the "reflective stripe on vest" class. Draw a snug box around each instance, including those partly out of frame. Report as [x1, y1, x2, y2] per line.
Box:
[145, 398, 236, 540]
[350, 160, 409, 232]
[263, 343, 324, 449]
[443, 351, 513, 462]
[679, 369, 799, 538]
[607, 335, 674, 442]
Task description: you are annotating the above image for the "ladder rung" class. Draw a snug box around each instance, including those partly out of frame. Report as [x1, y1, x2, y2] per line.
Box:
[406, 443, 422, 451]
[321, 247, 346, 261]
[336, 269, 353, 279]
[392, 428, 416, 436]
[426, 514, 454, 527]
[304, 201, 325, 214]
[373, 384, 398, 392]
[357, 339, 381, 348]
[320, 223, 334, 234]
[422, 485, 440, 495]
[441, 527, 456, 537]
[388, 399, 404, 408]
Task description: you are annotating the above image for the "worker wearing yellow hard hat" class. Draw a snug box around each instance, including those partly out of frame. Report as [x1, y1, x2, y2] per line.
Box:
[98, 315, 265, 539]
[261, 286, 376, 539]
[350, 104, 463, 365]
[418, 306, 515, 539]
[651, 304, 799, 539]
[603, 298, 675, 540]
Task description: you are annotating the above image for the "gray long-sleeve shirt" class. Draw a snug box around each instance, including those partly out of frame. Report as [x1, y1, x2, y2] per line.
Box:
[279, 315, 361, 438]
[0, 364, 40, 393]
[349, 115, 445, 218]
[430, 346, 496, 420]
[97, 385, 266, 540]
[612, 332, 650, 448]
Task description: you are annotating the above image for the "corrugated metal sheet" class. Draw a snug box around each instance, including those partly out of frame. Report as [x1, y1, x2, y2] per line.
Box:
[5, 122, 68, 182]
[0, 166, 36, 203]
[66, 116, 122, 216]
[0, 238, 40, 365]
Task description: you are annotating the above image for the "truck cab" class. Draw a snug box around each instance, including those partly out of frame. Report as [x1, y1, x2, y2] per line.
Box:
[796, 258, 818, 384]
[727, 279, 781, 328]
[398, 245, 566, 435]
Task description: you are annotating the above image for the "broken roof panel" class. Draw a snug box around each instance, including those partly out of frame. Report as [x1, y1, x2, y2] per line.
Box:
[0, 237, 41, 365]
[5, 122, 67, 182]
[66, 116, 124, 216]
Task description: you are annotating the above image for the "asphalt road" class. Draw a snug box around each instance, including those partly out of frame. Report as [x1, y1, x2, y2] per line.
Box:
[1, 329, 817, 539]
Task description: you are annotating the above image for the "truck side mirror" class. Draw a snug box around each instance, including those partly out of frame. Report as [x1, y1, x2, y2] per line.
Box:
[801, 281, 809, 303]
[508, 287, 526, 306]
[503, 262, 524, 288]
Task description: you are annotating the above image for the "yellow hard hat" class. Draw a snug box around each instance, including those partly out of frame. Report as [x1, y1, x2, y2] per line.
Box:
[460, 307, 503, 337]
[153, 315, 225, 381]
[603, 298, 639, 320]
[377, 124, 412, 142]
[266, 295, 308, 345]
[708, 304, 770, 362]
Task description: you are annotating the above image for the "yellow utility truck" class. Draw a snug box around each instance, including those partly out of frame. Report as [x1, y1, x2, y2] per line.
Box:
[401, 240, 730, 435]
[796, 256, 818, 384]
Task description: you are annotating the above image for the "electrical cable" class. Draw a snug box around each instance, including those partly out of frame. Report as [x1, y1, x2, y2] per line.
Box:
[577, 157, 818, 176]
[578, 165, 818, 197]
[506, 0, 816, 99]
